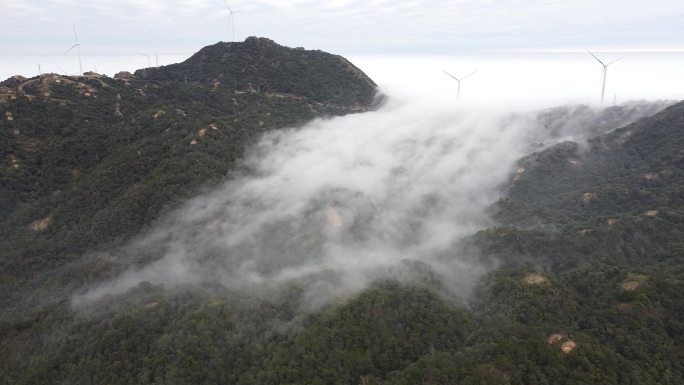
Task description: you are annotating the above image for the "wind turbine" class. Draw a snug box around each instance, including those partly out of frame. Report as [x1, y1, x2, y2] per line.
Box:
[442, 70, 477, 100]
[138, 51, 151, 68]
[63, 25, 83, 75]
[222, 1, 241, 41]
[587, 51, 624, 102]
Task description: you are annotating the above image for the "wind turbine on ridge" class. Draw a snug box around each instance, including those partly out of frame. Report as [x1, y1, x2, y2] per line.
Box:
[587, 51, 624, 102]
[222, 1, 241, 41]
[63, 25, 83, 75]
[138, 51, 152, 68]
[442, 70, 477, 100]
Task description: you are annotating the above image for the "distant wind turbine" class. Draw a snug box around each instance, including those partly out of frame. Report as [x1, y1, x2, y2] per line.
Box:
[222, 1, 241, 41]
[442, 70, 477, 100]
[587, 51, 624, 102]
[138, 51, 151, 68]
[63, 25, 83, 75]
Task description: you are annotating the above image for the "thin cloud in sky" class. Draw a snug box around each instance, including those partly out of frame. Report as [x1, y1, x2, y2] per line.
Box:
[2, 0, 684, 54]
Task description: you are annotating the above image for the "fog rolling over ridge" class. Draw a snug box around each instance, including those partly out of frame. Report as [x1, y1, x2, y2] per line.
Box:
[73, 98, 670, 309]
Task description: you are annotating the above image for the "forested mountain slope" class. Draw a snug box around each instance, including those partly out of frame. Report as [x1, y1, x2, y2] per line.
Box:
[0, 37, 379, 306]
[460, 101, 684, 384]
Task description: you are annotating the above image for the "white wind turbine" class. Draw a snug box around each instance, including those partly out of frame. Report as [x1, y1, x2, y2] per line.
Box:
[587, 51, 624, 102]
[222, 1, 241, 41]
[442, 70, 477, 100]
[138, 51, 152, 68]
[63, 25, 83, 75]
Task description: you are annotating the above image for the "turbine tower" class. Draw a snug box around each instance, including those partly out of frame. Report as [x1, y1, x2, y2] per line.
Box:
[587, 51, 624, 102]
[63, 25, 83, 75]
[222, 1, 240, 41]
[442, 70, 476, 100]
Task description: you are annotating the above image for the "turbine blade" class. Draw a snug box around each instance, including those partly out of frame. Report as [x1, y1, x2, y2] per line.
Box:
[223, 0, 232, 12]
[63, 44, 79, 55]
[73, 25, 79, 43]
[606, 56, 625, 66]
[442, 70, 459, 81]
[461, 71, 477, 80]
[587, 50, 605, 66]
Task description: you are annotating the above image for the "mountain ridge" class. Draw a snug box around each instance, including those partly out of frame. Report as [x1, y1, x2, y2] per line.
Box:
[135, 37, 378, 107]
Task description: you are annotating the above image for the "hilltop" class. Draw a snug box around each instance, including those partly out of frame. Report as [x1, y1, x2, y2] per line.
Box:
[137, 37, 378, 107]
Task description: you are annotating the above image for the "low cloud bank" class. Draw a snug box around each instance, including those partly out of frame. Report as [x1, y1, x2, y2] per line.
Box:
[72, 98, 669, 308]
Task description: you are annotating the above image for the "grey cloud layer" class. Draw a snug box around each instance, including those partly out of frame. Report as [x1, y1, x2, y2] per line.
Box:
[4, 0, 684, 54]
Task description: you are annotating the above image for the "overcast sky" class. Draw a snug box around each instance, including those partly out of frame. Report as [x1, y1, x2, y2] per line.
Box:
[3, 0, 684, 56]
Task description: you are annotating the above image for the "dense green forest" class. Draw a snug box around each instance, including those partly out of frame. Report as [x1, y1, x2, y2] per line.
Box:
[2, 39, 684, 384]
